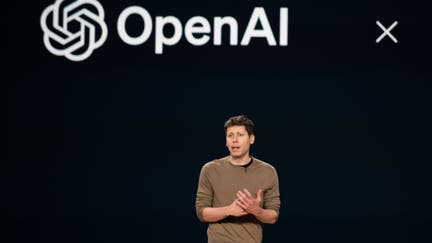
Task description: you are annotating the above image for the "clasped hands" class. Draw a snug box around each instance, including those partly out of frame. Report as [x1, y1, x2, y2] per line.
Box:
[227, 189, 263, 217]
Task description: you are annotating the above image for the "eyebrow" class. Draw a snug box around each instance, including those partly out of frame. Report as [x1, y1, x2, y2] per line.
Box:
[227, 131, 245, 135]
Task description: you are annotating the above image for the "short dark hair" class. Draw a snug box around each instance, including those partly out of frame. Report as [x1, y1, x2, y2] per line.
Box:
[224, 115, 255, 135]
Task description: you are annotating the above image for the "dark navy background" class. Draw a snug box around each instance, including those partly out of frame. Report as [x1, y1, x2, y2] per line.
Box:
[6, 0, 431, 242]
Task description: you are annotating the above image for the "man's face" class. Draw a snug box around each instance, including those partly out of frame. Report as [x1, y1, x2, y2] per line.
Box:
[226, 125, 255, 159]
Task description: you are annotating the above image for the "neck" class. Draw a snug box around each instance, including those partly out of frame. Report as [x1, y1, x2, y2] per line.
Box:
[229, 154, 251, 165]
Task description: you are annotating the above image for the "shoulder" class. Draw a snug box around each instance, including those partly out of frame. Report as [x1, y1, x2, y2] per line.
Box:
[200, 156, 230, 172]
[252, 157, 278, 173]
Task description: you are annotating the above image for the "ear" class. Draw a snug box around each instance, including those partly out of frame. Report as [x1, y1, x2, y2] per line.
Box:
[249, 134, 255, 145]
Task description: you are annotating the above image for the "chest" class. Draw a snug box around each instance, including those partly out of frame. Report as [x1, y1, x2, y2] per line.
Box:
[209, 166, 273, 205]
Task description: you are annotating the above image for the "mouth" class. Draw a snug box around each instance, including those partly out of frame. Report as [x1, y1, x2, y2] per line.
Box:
[231, 146, 240, 151]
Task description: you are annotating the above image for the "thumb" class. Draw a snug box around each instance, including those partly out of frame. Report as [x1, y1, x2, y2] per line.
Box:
[257, 189, 263, 201]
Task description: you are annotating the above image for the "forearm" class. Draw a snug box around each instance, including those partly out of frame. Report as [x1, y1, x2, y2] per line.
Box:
[253, 208, 278, 224]
[202, 207, 229, 222]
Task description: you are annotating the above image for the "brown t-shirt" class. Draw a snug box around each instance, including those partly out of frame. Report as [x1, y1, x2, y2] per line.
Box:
[196, 156, 281, 243]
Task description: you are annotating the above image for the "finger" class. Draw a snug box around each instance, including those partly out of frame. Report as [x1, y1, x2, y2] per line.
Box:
[237, 190, 246, 198]
[243, 189, 253, 198]
[235, 199, 246, 209]
[237, 195, 250, 208]
[236, 192, 248, 204]
[236, 192, 244, 202]
[257, 189, 263, 201]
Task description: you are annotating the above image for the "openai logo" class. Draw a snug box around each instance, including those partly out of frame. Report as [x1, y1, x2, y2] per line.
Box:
[41, 1, 289, 62]
[40, 0, 108, 62]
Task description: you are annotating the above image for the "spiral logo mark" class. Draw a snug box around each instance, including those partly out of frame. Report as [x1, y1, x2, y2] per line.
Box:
[40, 0, 108, 61]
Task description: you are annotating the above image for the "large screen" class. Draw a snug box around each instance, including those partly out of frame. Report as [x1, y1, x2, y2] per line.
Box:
[7, 0, 431, 242]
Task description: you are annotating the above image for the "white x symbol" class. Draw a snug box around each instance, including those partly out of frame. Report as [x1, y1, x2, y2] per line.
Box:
[376, 21, 398, 43]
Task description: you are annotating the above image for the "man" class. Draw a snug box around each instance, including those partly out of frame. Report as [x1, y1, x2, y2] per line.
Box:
[196, 115, 281, 243]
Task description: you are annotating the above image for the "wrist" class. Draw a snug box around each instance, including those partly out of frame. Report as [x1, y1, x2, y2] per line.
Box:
[223, 206, 230, 217]
[251, 207, 264, 217]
